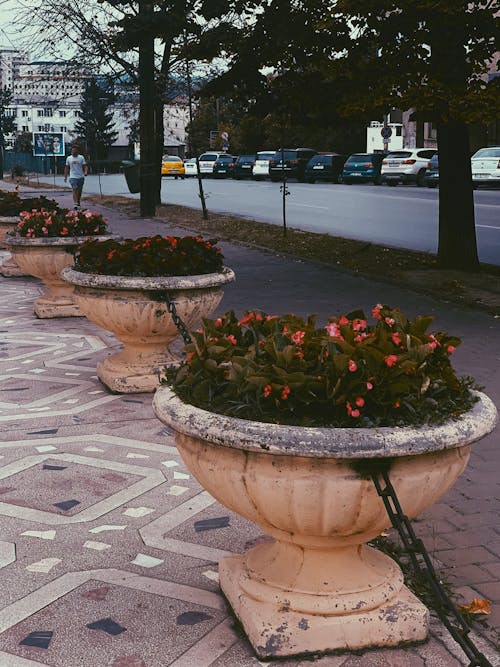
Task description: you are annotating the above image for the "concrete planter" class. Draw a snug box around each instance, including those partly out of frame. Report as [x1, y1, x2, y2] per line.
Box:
[0, 216, 25, 277]
[4, 235, 114, 318]
[61, 267, 236, 393]
[153, 386, 497, 659]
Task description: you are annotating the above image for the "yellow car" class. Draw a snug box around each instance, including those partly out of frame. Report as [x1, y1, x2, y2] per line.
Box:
[161, 155, 185, 178]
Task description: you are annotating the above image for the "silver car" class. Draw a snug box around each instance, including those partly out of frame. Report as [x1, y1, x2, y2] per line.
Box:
[471, 147, 500, 188]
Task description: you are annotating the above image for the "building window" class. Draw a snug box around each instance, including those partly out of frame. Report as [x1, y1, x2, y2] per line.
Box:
[60, 126, 67, 132]
[22, 125, 28, 132]
[37, 109, 44, 117]
[37, 125, 44, 131]
[22, 110, 28, 117]
[59, 110, 66, 117]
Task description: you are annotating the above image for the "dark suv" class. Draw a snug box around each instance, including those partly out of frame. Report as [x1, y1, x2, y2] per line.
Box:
[305, 153, 347, 183]
[232, 154, 257, 179]
[269, 148, 317, 182]
[213, 155, 236, 178]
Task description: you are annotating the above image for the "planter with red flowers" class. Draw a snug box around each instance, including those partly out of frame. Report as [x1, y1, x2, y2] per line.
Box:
[4, 207, 112, 317]
[0, 191, 62, 277]
[61, 235, 235, 393]
[153, 305, 497, 659]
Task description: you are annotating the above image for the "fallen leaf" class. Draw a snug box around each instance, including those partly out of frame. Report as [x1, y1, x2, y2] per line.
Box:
[459, 598, 491, 615]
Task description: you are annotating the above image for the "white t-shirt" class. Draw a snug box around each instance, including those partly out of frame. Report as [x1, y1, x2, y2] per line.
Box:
[66, 154, 86, 179]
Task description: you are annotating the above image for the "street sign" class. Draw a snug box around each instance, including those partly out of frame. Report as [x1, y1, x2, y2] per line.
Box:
[381, 126, 393, 140]
[221, 131, 229, 141]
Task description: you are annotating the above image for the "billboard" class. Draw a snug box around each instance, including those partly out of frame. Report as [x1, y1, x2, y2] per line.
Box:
[33, 132, 65, 157]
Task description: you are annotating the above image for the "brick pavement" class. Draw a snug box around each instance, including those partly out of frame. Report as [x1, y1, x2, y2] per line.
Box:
[0, 181, 498, 666]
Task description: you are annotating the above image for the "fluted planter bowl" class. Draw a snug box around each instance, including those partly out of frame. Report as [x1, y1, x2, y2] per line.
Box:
[153, 386, 497, 658]
[0, 216, 25, 276]
[4, 235, 115, 317]
[61, 267, 235, 393]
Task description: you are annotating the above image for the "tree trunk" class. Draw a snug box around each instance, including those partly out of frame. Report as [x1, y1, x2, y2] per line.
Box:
[437, 121, 479, 271]
[138, 0, 157, 217]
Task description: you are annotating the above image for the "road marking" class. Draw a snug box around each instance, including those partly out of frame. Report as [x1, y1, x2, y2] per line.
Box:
[289, 202, 328, 210]
[476, 224, 500, 230]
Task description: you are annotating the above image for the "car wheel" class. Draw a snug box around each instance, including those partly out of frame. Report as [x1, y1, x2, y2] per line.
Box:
[373, 174, 383, 185]
[387, 180, 398, 186]
[416, 169, 426, 187]
[306, 179, 315, 184]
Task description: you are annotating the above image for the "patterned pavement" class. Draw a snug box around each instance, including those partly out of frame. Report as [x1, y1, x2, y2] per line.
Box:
[0, 190, 498, 666]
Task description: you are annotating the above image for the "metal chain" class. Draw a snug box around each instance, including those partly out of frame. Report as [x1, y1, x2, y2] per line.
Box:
[161, 291, 192, 345]
[371, 470, 492, 667]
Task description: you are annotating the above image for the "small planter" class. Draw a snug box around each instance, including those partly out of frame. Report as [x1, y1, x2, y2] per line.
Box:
[0, 216, 25, 277]
[61, 267, 235, 393]
[153, 386, 497, 659]
[4, 235, 114, 318]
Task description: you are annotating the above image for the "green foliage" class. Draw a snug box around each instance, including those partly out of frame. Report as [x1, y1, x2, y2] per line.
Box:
[74, 77, 118, 162]
[13, 132, 33, 154]
[167, 305, 476, 428]
[13, 208, 108, 238]
[0, 190, 61, 216]
[74, 235, 224, 277]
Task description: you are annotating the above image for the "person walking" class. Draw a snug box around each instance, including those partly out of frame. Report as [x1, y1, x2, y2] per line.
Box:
[64, 145, 88, 209]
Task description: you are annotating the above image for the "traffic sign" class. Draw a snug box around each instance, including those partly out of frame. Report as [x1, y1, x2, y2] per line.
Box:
[221, 131, 229, 141]
[381, 126, 393, 140]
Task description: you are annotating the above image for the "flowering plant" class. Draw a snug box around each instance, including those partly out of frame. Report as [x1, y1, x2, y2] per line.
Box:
[0, 190, 61, 216]
[14, 209, 108, 238]
[166, 304, 476, 428]
[73, 235, 224, 277]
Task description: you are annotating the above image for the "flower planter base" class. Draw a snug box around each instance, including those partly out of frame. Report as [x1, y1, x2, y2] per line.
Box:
[96, 349, 177, 394]
[34, 294, 83, 319]
[0, 255, 26, 277]
[220, 546, 428, 658]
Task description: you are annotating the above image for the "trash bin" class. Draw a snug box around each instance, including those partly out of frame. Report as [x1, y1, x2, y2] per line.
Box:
[121, 160, 140, 194]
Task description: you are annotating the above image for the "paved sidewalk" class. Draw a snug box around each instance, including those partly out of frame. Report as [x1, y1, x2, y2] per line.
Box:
[0, 184, 498, 666]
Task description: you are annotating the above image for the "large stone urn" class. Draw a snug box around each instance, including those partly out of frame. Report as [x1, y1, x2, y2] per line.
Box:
[61, 267, 235, 393]
[4, 235, 114, 318]
[152, 387, 497, 659]
[0, 216, 24, 276]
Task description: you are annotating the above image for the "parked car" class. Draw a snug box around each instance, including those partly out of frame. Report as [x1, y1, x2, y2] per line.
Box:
[161, 155, 185, 179]
[381, 148, 437, 186]
[341, 152, 386, 184]
[232, 154, 257, 179]
[184, 158, 198, 178]
[305, 153, 347, 183]
[471, 146, 500, 188]
[252, 151, 276, 180]
[269, 148, 317, 182]
[213, 155, 237, 178]
[197, 152, 232, 176]
[424, 153, 439, 188]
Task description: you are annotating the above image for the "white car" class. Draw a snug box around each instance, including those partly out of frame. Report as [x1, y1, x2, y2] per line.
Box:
[471, 147, 500, 188]
[381, 148, 437, 186]
[184, 158, 198, 177]
[198, 152, 232, 176]
[252, 151, 276, 180]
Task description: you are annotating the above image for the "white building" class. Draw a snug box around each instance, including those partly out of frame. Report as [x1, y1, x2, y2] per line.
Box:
[13, 61, 89, 104]
[0, 48, 28, 90]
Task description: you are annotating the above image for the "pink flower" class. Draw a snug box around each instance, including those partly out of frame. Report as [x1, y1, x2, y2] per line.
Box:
[351, 409, 360, 418]
[325, 322, 342, 338]
[447, 345, 455, 354]
[238, 312, 255, 326]
[355, 397, 365, 407]
[185, 351, 195, 363]
[394, 401, 401, 408]
[348, 359, 357, 372]
[384, 354, 398, 367]
[385, 317, 395, 326]
[352, 319, 367, 331]
[372, 303, 383, 319]
[281, 385, 291, 400]
[41, 227, 48, 234]
[366, 381, 374, 390]
[60, 227, 69, 236]
[338, 316, 349, 326]
[291, 330, 305, 345]
[391, 332, 402, 346]
[215, 318, 223, 327]
[226, 335, 237, 345]
[354, 333, 368, 343]
[263, 384, 272, 398]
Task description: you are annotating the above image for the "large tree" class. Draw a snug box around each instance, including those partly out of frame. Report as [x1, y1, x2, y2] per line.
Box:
[194, 0, 499, 271]
[74, 77, 118, 163]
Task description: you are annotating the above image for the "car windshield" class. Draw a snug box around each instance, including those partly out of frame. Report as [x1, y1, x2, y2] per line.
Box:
[257, 152, 275, 161]
[199, 154, 218, 161]
[274, 150, 297, 161]
[238, 155, 255, 162]
[216, 156, 233, 164]
[346, 154, 370, 162]
[386, 152, 413, 158]
[473, 148, 500, 159]
[310, 156, 335, 165]
[164, 156, 181, 162]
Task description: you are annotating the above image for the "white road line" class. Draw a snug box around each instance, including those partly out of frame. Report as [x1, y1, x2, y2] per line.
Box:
[289, 202, 329, 210]
[476, 224, 500, 230]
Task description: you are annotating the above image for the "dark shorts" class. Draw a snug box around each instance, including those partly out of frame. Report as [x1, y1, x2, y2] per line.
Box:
[69, 177, 84, 190]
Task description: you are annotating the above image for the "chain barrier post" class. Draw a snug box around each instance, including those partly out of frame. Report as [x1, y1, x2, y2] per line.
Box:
[371, 470, 492, 667]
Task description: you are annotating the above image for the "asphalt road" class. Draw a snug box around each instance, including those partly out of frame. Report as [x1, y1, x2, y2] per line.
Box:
[39, 174, 500, 265]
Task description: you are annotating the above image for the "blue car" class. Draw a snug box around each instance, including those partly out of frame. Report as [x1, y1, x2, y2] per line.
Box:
[341, 152, 387, 185]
